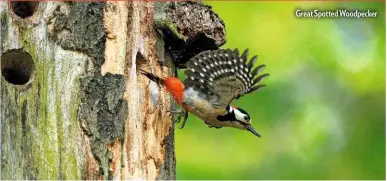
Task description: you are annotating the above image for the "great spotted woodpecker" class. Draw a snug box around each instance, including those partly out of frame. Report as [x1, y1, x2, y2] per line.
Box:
[140, 48, 269, 137]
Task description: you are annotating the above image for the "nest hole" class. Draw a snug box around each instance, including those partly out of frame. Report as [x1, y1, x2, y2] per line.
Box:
[10, 1, 39, 19]
[1, 49, 35, 85]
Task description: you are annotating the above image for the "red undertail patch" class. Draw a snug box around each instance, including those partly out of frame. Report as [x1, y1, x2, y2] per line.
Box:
[163, 77, 185, 104]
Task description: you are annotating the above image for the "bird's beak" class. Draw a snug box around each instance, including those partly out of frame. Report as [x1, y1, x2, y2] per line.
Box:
[246, 125, 261, 138]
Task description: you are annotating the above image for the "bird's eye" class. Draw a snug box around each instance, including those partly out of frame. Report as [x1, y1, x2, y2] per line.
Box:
[244, 116, 249, 121]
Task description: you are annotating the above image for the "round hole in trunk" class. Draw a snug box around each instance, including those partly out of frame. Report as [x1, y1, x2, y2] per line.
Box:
[10, 1, 39, 19]
[1, 49, 35, 85]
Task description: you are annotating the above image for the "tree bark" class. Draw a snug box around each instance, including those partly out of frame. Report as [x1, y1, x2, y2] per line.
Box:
[0, 1, 225, 180]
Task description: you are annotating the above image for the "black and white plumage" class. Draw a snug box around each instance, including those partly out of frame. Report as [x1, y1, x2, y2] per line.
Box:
[140, 48, 268, 137]
[183, 48, 269, 109]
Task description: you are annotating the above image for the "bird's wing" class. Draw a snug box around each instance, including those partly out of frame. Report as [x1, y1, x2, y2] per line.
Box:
[183, 48, 269, 109]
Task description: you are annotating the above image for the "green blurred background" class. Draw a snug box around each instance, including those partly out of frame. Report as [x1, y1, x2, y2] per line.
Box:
[175, 1, 386, 180]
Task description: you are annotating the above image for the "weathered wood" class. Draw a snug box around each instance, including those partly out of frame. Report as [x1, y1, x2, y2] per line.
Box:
[0, 1, 225, 180]
[154, 1, 226, 68]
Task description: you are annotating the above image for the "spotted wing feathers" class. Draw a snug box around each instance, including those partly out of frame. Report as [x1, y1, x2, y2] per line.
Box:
[184, 48, 269, 107]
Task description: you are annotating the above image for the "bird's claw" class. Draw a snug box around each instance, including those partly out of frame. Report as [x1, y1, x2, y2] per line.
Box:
[168, 108, 189, 129]
[178, 110, 188, 129]
[207, 124, 222, 129]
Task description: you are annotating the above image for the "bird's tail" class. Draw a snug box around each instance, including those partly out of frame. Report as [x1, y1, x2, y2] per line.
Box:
[139, 69, 165, 85]
[139, 69, 185, 104]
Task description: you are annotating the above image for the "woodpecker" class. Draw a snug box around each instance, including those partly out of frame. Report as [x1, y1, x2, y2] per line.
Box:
[140, 48, 269, 137]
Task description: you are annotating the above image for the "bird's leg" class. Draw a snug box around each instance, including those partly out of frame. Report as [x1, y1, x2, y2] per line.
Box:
[167, 103, 189, 128]
[205, 122, 222, 129]
[167, 104, 182, 122]
[178, 110, 188, 129]
[168, 108, 183, 123]
[208, 125, 223, 129]
[170, 109, 189, 129]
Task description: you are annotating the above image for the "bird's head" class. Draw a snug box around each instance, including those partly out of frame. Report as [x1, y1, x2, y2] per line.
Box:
[224, 106, 261, 138]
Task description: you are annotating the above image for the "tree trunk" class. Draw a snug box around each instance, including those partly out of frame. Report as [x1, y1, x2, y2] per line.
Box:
[0, 1, 225, 180]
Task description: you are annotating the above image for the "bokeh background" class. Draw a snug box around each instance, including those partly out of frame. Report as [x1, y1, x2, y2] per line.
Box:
[175, 1, 386, 180]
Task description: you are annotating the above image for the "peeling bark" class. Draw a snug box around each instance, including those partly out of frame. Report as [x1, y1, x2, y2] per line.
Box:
[1, 1, 225, 180]
[154, 1, 226, 68]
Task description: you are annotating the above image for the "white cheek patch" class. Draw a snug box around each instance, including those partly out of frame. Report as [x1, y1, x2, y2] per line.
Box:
[233, 108, 246, 121]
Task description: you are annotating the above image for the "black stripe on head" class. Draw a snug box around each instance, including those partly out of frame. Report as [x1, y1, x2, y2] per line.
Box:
[216, 112, 235, 122]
